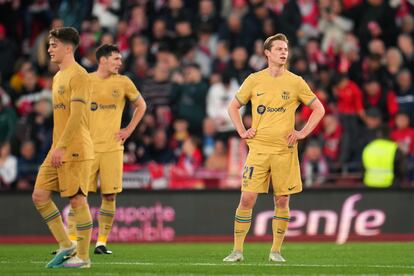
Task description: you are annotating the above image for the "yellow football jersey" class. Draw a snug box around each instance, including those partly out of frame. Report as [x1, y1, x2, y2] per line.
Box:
[236, 68, 316, 154]
[44, 62, 94, 164]
[88, 73, 141, 152]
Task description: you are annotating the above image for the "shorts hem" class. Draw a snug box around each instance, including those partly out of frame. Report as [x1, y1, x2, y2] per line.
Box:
[273, 189, 303, 196]
[241, 188, 268, 194]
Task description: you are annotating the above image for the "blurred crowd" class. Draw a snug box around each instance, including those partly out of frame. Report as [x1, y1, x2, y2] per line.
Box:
[1, 0, 414, 190]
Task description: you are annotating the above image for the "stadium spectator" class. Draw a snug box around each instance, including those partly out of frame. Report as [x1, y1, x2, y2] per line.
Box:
[227, 46, 252, 84]
[201, 117, 217, 158]
[0, 142, 17, 189]
[0, 24, 18, 81]
[391, 112, 414, 180]
[383, 47, 404, 90]
[301, 140, 329, 187]
[206, 72, 239, 139]
[170, 64, 208, 137]
[204, 139, 228, 171]
[149, 129, 176, 165]
[395, 69, 414, 121]
[322, 114, 342, 169]
[333, 74, 365, 167]
[169, 136, 203, 189]
[0, 96, 17, 144]
[318, 0, 353, 54]
[397, 34, 414, 75]
[141, 63, 173, 127]
[362, 77, 399, 124]
[16, 140, 39, 190]
[248, 39, 267, 71]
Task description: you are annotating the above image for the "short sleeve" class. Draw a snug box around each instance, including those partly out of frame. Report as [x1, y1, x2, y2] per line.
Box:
[69, 73, 90, 104]
[297, 77, 316, 106]
[235, 74, 254, 105]
[124, 77, 141, 102]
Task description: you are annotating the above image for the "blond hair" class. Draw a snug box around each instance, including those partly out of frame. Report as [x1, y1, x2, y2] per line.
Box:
[263, 33, 288, 51]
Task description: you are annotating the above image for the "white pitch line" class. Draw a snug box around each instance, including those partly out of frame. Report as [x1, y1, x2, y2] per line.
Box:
[9, 261, 413, 269]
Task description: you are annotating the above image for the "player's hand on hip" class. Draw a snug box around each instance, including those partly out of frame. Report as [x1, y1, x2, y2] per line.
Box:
[116, 128, 133, 144]
[51, 148, 65, 168]
[240, 128, 256, 139]
[287, 130, 306, 147]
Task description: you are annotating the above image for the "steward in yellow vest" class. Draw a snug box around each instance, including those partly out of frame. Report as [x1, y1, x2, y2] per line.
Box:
[362, 139, 398, 187]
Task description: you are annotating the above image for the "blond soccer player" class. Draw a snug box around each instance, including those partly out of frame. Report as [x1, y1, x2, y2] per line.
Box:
[67, 44, 146, 254]
[223, 33, 325, 262]
[32, 27, 94, 268]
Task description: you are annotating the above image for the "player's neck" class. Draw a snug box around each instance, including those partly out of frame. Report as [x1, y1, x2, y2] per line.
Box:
[58, 55, 76, 71]
[267, 64, 285, 77]
[96, 67, 112, 79]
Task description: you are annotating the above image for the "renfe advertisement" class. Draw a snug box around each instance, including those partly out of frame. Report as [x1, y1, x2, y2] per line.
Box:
[1, 190, 413, 243]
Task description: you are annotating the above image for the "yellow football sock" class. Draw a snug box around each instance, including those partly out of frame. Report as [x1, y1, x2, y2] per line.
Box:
[73, 203, 93, 260]
[233, 208, 252, 252]
[35, 199, 72, 248]
[67, 207, 77, 242]
[97, 199, 116, 245]
[271, 208, 290, 253]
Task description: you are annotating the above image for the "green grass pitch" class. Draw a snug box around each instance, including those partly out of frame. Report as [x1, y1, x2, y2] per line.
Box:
[0, 242, 413, 275]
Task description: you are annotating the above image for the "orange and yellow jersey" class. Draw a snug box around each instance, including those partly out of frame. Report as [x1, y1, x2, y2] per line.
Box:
[88, 73, 141, 152]
[236, 68, 316, 154]
[44, 62, 94, 164]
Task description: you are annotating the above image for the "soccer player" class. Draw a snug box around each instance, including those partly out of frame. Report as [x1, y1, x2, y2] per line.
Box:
[32, 27, 94, 268]
[223, 33, 325, 262]
[67, 44, 146, 254]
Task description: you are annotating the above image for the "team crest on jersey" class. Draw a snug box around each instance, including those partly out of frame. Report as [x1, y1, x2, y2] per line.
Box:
[257, 104, 266, 114]
[58, 85, 65, 95]
[281, 91, 290, 100]
[112, 90, 120, 98]
[90, 102, 98, 111]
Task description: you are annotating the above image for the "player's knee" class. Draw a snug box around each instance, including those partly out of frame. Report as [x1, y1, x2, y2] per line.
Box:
[103, 194, 116, 201]
[275, 195, 289, 209]
[32, 189, 50, 205]
[69, 194, 87, 208]
[239, 195, 256, 209]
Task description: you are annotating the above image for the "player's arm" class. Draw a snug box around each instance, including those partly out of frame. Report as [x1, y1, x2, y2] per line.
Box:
[287, 98, 325, 145]
[116, 96, 147, 143]
[228, 98, 255, 139]
[52, 75, 89, 168]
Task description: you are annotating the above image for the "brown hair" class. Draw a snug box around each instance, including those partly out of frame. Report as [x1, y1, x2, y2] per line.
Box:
[263, 33, 288, 51]
[49, 27, 80, 48]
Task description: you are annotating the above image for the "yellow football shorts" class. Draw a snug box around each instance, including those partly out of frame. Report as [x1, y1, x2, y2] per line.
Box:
[89, 150, 123, 194]
[241, 150, 302, 195]
[35, 160, 93, 198]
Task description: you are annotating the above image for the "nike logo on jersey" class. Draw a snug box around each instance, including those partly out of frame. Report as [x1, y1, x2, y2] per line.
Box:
[257, 92, 265, 96]
[288, 186, 296, 191]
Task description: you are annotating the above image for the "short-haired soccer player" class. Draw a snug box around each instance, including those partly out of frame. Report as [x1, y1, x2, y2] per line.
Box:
[223, 33, 325, 262]
[67, 44, 146, 254]
[32, 27, 94, 268]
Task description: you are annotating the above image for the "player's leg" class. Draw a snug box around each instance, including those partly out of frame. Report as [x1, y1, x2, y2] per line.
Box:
[270, 195, 290, 262]
[56, 160, 93, 268]
[95, 193, 116, 254]
[33, 166, 76, 268]
[269, 152, 302, 262]
[94, 150, 122, 254]
[66, 154, 100, 244]
[64, 192, 92, 268]
[223, 191, 257, 262]
[223, 152, 271, 262]
[66, 207, 77, 243]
